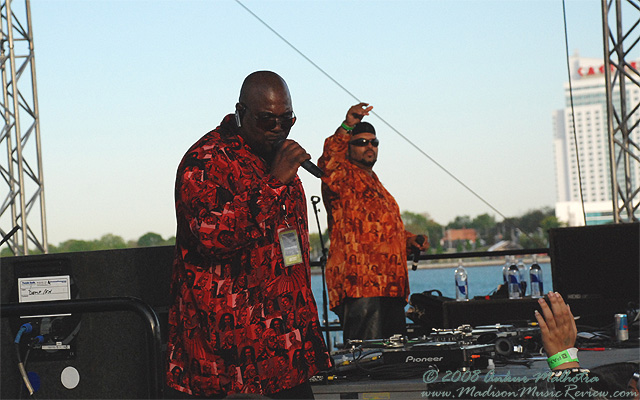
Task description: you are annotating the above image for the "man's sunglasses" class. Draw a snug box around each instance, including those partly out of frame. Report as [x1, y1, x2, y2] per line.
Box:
[349, 138, 379, 147]
[241, 103, 296, 131]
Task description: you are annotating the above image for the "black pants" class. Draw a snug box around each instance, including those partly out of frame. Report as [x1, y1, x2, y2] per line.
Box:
[340, 296, 407, 341]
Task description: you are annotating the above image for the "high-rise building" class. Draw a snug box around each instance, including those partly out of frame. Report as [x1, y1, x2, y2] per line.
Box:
[553, 55, 640, 226]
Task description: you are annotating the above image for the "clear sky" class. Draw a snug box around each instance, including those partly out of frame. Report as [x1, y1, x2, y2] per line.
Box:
[23, 0, 638, 245]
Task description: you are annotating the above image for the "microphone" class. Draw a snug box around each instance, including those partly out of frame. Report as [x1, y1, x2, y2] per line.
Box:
[274, 140, 324, 178]
[411, 235, 426, 271]
[301, 160, 324, 178]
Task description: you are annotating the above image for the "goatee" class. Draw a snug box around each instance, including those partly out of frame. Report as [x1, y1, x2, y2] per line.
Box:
[360, 159, 376, 167]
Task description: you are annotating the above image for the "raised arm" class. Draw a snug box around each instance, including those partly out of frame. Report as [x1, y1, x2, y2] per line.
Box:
[318, 103, 373, 184]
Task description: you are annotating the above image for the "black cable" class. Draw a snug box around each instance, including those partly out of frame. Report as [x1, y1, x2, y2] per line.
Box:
[23, 348, 31, 367]
[13, 324, 37, 398]
[14, 343, 34, 398]
[21, 348, 37, 399]
[562, 0, 588, 225]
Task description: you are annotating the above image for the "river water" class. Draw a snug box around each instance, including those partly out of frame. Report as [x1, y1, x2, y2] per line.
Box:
[310, 262, 553, 345]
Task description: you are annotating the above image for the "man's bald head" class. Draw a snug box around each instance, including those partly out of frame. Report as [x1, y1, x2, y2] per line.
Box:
[239, 71, 290, 106]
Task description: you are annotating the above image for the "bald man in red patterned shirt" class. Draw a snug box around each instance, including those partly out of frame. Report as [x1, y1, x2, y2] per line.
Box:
[166, 71, 330, 399]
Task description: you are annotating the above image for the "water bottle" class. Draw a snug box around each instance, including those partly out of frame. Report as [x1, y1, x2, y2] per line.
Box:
[516, 258, 527, 296]
[507, 264, 521, 299]
[502, 256, 512, 284]
[454, 259, 469, 301]
[529, 255, 544, 298]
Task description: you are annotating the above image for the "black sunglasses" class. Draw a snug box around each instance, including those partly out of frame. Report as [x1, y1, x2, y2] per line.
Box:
[241, 103, 296, 131]
[349, 138, 379, 147]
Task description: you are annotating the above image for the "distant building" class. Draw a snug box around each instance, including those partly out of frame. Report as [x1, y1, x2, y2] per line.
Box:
[441, 228, 477, 249]
[553, 54, 640, 226]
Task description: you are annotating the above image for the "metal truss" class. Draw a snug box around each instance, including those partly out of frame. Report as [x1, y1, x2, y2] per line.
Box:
[601, 0, 640, 223]
[0, 0, 47, 255]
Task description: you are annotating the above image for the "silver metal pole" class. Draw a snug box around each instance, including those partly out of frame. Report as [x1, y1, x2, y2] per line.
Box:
[25, 0, 47, 252]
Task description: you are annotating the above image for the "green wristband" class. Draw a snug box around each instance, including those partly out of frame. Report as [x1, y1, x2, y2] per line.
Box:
[341, 122, 354, 131]
[547, 348, 579, 369]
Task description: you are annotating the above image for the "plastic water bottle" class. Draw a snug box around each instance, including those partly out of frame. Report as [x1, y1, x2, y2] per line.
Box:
[454, 259, 469, 301]
[529, 255, 544, 298]
[507, 264, 521, 299]
[502, 256, 512, 284]
[516, 258, 527, 296]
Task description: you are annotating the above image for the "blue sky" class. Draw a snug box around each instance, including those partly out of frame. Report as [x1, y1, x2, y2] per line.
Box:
[27, 0, 637, 244]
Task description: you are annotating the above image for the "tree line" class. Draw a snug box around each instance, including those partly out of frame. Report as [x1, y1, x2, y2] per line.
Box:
[401, 206, 563, 254]
[309, 206, 563, 260]
[2, 206, 561, 258]
[0, 232, 176, 257]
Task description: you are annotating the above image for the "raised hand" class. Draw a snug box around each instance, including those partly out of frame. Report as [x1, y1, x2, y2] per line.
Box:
[534, 292, 579, 370]
[344, 103, 373, 127]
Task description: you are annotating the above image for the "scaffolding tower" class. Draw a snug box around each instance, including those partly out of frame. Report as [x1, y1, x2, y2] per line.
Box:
[0, 0, 47, 255]
[601, 0, 640, 223]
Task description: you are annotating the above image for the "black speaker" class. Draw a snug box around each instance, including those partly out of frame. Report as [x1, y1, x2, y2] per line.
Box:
[1, 246, 174, 399]
[548, 223, 639, 301]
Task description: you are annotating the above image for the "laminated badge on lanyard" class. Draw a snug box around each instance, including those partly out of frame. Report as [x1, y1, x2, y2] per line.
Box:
[278, 204, 302, 267]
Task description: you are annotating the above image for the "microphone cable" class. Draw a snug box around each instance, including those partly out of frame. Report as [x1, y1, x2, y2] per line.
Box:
[14, 323, 36, 397]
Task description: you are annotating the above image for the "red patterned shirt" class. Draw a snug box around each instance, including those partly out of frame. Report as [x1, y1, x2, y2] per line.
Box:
[166, 115, 331, 397]
[318, 131, 415, 310]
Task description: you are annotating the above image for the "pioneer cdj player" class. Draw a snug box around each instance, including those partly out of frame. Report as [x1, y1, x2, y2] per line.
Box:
[381, 341, 495, 369]
[329, 323, 542, 377]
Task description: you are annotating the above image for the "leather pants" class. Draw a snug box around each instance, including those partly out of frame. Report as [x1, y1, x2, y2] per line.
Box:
[340, 296, 407, 341]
